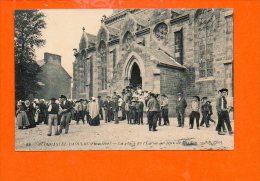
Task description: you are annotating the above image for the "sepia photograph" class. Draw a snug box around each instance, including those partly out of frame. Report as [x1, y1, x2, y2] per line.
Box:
[15, 8, 234, 151]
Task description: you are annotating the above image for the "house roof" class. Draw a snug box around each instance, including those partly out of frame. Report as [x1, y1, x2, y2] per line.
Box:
[37, 59, 45, 66]
[37, 61, 72, 79]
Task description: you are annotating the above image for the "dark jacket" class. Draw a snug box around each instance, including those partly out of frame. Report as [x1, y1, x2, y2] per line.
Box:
[176, 97, 187, 111]
[216, 96, 227, 113]
[98, 98, 103, 111]
[147, 97, 160, 112]
[60, 100, 72, 113]
[103, 100, 114, 110]
[201, 102, 210, 113]
[135, 101, 144, 113]
[48, 103, 59, 114]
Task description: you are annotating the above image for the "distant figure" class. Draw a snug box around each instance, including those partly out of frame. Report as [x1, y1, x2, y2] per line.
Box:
[136, 98, 144, 124]
[112, 92, 119, 124]
[103, 96, 113, 122]
[189, 96, 200, 130]
[125, 99, 131, 124]
[129, 98, 137, 124]
[176, 92, 187, 128]
[24, 100, 36, 128]
[216, 88, 234, 135]
[98, 96, 104, 120]
[16, 101, 30, 129]
[200, 97, 210, 127]
[75, 99, 84, 124]
[59, 95, 73, 134]
[88, 97, 100, 126]
[38, 99, 47, 124]
[147, 93, 160, 131]
[160, 94, 169, 125]
[207, 101, 216, 124]
[47, 98, 60, 136]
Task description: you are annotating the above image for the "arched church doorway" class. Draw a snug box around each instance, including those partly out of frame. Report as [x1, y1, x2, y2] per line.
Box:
[130, 62, 142, 88]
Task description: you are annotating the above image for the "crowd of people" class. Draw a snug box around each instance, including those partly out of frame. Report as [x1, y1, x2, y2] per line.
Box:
[16, 85, 234, 136]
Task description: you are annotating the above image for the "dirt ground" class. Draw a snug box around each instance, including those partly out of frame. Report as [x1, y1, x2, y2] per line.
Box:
[15, 117, 234, 151]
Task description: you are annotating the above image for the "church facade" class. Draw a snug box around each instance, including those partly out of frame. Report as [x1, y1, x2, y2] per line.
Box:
[72, 9, 233, 116]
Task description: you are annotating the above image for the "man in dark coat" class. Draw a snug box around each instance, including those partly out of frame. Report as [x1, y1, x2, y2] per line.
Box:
[135, 98, 144, 125]
[160, 94, 169, 125]
[207, 101, 216, 124]
[176, 92, 187, 128]
[47, 98, 60, 136]
[216, 88, 234, 135]
[103, 96, 113, 122]
[147, 93, 160, 131]
[38, 99, 47, 124]
[189, 96, 200, 129]
[200, 97, 211, 127]
[59, 95, 73, 134]
[112, 92, 119, 124]
[98, 96, 104, 120]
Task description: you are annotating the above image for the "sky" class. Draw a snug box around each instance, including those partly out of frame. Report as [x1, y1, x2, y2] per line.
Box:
[35, 9, 113, 76]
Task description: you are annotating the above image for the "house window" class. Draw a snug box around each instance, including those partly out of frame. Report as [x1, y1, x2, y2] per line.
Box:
[174, 30, 183, 65]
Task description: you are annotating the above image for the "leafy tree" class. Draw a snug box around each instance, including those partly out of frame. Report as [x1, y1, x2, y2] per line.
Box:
[15, 10, 46, 101]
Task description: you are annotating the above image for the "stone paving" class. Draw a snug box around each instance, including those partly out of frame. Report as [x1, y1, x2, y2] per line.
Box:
[15, 117, 234, 151]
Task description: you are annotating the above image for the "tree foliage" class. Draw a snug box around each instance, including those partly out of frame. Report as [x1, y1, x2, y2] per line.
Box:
[15, 10, 46, 101]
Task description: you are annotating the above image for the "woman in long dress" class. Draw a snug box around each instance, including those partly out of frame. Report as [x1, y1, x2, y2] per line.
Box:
[88, 97, 100, 126]
[24, 100, 36, 128]
[16, 101, 30, 129]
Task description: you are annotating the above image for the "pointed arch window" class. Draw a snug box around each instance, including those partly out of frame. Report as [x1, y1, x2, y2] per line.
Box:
[122, 31, 134, 50]
[195, 9, 214, 78]
[99, 41, 107, 90]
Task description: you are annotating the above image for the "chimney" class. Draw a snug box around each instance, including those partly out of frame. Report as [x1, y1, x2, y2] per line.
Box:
[44, 52, 61, 65]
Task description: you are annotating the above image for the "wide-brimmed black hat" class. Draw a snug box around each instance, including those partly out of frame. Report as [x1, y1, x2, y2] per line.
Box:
[193, 96, 200, 101]
[219, 88, 228, 92]
[150, 93, 156, 97]
[202, 97, 208, 100]
[50, 97, 56, 101]
[60, 95, 67, 99]
[161, 94, 167, 97]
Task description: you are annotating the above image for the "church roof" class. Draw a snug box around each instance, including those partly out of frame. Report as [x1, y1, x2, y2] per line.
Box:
[133, 15, 149, 27]
[136, 45, 186, 69]
[79, 29, 96, 50]
[85, 33, 96, 44]
[106, 26, 120, 36]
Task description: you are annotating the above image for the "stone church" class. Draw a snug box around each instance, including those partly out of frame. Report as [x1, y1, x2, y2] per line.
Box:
[72, 9, 233, 116]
